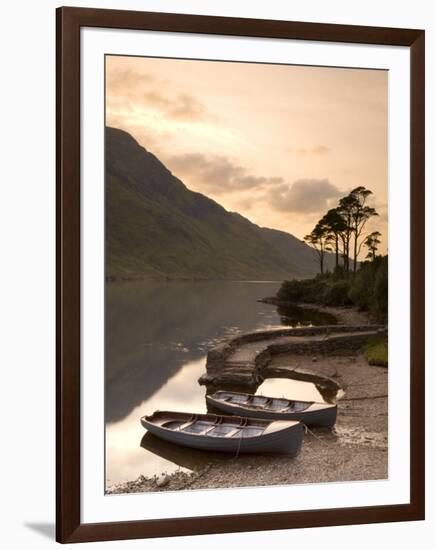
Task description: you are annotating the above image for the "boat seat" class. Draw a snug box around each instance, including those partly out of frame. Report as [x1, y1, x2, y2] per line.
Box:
[227, 418, 250, 438]
[200, 417, 226, 435]
[228, 395, 250, 404]
[184, 415, 225, 435]
[183, 421, 214, 434]
[208, 417, 249, 438]
[250, 396, 270, 408]
[269, 399, 291, 411]
[162, 420, 187, 430]
[208, 425, 240, 437]
[175, 415, 199, 431]
[282, 401, 312, 413]
[239, 427, 265, 438]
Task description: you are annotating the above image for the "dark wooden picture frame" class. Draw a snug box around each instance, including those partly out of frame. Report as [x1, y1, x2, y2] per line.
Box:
[56, 6, 425, 544]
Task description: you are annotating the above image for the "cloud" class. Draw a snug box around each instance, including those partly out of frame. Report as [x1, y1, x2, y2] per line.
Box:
[312, 145, 330, 154]
[107, 67, 206, 121]
[141, 90, 173, 110]
[268, 179, 342, 214]
[288, 145, 331, 156]
[140, 91, 204, 120]
[168, 94, 204, 120]
[106, 69, 155, 95]
[164, 153, 284, 194]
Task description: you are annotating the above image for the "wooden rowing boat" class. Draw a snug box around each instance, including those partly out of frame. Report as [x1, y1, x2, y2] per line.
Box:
[141, 410, 304, 455]
[206, 390, 337, 427]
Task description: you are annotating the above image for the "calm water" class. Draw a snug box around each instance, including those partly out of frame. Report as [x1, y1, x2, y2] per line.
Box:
[105, 281, 334, 485]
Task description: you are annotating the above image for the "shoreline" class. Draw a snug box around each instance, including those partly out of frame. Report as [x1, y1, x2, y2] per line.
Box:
[108, 350, 387, 494]
[259, 296, 372, 326]
[107, 302, 387, 494]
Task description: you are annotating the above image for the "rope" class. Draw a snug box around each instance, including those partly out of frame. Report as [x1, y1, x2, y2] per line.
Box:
[234, 418, 248, 459]
[235, 434, 243, 458]
[304, 424, 329, 446]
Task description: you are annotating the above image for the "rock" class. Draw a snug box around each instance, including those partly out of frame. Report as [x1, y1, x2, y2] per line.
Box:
[156, 474, 170, 487]
[312, 356, 318, 362]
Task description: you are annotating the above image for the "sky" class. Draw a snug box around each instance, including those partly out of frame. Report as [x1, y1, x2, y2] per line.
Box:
[106, 55, 388, 256]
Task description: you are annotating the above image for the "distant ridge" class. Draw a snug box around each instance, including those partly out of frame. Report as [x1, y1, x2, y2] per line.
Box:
[106, 126, 332, 280]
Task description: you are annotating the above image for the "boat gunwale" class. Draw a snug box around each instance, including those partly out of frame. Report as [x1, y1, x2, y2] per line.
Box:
[141, 411, 301, 440]
[207, 391, 338, 414]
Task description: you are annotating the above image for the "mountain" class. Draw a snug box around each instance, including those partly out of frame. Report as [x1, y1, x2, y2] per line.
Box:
[106, 126, 330, 280]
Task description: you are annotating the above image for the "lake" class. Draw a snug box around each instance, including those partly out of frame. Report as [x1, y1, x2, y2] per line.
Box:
[105, 280, 335, 486]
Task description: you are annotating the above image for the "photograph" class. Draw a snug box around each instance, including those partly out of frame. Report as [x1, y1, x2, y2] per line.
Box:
[104, 54, 389, 495]
[1, 0, 429, 547]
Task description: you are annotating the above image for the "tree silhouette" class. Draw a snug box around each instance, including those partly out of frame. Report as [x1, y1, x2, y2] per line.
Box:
[364, 231, 382, 260]
[303, 186, 381, 276]
[321, 208, 348, 270]
[304, 220, 333, 274]
[347, 186, 379, 273]
[336, 194, 355, 274]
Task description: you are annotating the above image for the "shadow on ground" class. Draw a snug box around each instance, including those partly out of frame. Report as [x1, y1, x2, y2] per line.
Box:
[24, 522, 55, 540]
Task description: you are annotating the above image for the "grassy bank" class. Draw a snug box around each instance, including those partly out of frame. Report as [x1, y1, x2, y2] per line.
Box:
[277, 255, 388, 324]
[363, 335, 388, 367]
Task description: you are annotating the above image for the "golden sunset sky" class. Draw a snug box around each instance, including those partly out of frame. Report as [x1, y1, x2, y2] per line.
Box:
[106, 55, 388, 255]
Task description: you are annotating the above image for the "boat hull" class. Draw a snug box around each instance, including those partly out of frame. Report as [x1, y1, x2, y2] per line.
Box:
[141, 414, 304, 455]
[207, 395, 337, 428]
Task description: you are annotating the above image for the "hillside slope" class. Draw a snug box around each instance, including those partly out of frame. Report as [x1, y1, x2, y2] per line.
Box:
[106, 127, 329, 280]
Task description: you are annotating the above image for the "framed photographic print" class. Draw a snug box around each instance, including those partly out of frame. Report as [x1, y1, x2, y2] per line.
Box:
[56, 7, 425, 543]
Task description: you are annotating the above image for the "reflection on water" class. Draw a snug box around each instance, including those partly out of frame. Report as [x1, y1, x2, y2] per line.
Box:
[105, 280, 336, 485]
[141, 432, 232, 472]
[106, 357, 207, 484]
[277, 303, 337, 327]
[106, 281, 282, 425]
[257, 378, 326, 403]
